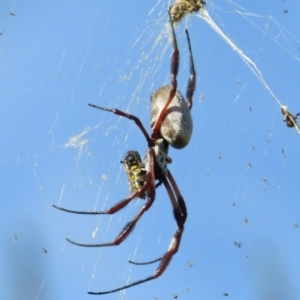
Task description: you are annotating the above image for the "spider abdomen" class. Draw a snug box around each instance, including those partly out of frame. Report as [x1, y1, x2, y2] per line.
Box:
[150, 85, 193, 149]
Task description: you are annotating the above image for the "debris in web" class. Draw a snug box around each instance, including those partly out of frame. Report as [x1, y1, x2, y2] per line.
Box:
[170, 0, 206, 23]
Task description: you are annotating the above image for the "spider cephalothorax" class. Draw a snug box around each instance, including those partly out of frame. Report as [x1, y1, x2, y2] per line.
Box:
[53, 7, 196, 295]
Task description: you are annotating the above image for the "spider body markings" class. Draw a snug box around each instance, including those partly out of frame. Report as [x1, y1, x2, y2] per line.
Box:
[53, 7, 196, 295]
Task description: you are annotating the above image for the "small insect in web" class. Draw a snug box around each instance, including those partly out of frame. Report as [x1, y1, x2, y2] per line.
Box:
[170, 0, 206, 23]
[281, 106, 300, 130]
[53, 7, 196, 295]
[120, 151, 147, 199]
[121, 150, 163, 197]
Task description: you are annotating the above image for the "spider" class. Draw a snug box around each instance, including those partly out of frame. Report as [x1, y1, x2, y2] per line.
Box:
[53, 7, 196, 295]
[282, 108, 300, 128]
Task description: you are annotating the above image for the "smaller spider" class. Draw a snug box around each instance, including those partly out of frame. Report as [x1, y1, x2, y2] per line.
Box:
[281, 106, 300, 128]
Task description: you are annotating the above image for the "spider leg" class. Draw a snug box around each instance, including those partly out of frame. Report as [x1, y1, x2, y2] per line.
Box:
[88, 103, 153, 145]
[151, 8, 179, 139]
[128, 171, 187, 265]
[128, 257, 162, 265]
[52, 182, 149, 215]
[89, 173, 186, 295]
[88, 274, 158, 295]
[185, 28, 196, 110]
[66, 149, 156, 248]
[155, 180, 163, 188]
[89, 228, 183, 295]
[167, 170, 187, 223]
[129, 173, 186, 267]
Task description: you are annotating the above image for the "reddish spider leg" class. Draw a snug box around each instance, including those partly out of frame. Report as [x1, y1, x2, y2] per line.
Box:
[151, 14, 178, 140]
[128, 170, 186, 265]
[185, 29, 196, 110]
[52, 101, 172, 218]
[88, 104, 153, 145]
[151, 20, 196, 140]
[52, 183, 150, 215]
[52, 106, 157, 214]
[53, 149, 155, 246]
[88, 170, 187, 295]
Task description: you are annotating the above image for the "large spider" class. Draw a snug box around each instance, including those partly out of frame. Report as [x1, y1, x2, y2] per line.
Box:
[53, 8, 196, 295]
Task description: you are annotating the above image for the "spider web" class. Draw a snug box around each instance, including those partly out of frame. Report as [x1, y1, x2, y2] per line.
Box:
[1, 0, 300, 299]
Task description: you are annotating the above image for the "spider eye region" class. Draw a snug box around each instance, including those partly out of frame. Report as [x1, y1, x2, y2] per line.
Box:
[150, 85, 193, 149]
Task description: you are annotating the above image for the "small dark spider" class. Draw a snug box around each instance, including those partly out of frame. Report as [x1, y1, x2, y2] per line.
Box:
[281, 106, 300, 128]
[234, 241, 243, 248]
[283, 112, 300, 128]
[53, 7, 196, 295]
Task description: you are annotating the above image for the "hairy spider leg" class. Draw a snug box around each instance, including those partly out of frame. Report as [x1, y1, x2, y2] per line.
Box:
[89, 170, 187, 295]
[65, 149, 156, 248]
[129, 170, 187, 266]
[88, 103, 153, 146]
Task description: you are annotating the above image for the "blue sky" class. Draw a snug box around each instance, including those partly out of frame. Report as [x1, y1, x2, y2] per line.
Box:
[1, 1, 300, 299]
